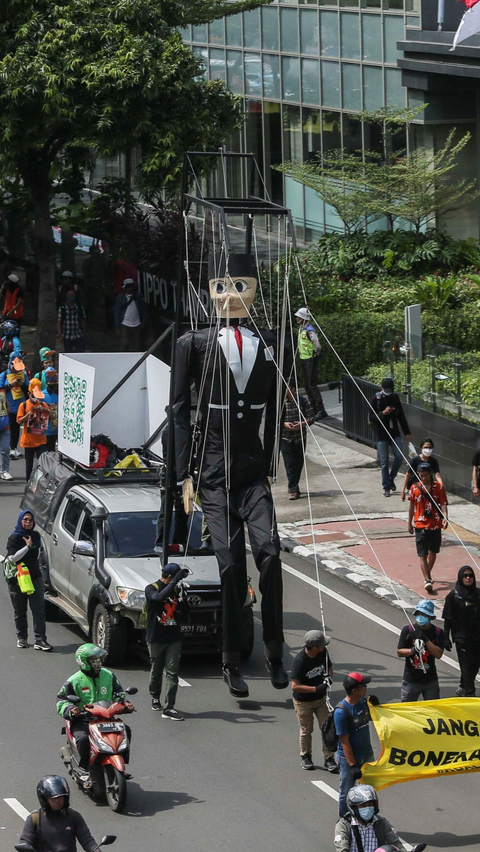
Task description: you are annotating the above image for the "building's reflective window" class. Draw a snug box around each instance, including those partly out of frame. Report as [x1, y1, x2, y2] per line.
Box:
[281, 8, 299, 53]
[262, 6, 280, 50]
[264, 54, 281, 99]
[300, 10, 320, 54]
[340, 13, 360, 59]
[302, 59, 320, 104]
[321, 61, 340, 108]
[226, 13, 242, 46]
[282, 55, 301, 100]
[362, 14, 382, 61]
[363, 64, 383, 110]
[383, 15, 404, 64]
[320, 11, 339, 56]
[227, 51, 244, 94]
[342, 63, 361, 110]
[244, 9, 261, 48]
[209, 49, 226, 81]
[244, 53, 262, 96]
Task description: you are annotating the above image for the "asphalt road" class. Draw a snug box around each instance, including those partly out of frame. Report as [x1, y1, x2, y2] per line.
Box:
[0, 475, 478, 852]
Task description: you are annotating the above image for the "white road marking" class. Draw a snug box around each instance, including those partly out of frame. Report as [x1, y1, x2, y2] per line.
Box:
[178, 677, 191, 688]
[311, 779, 338, 800]
[311, 782, 413, 850]
[282, 562, 462, 673]
[4, 798, 30, 820]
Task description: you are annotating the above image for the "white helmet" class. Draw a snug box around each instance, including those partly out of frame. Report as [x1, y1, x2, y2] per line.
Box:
[7, 273, 19, 284]
[295, 307, 310, 321]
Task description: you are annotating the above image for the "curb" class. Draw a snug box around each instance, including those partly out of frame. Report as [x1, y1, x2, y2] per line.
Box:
[279, 530, 444, 618]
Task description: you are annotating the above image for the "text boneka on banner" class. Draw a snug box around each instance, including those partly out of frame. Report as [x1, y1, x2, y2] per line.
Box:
[361, 698, 480, 790]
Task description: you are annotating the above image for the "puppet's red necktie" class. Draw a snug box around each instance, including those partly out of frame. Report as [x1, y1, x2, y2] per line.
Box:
[233, 325, 243, 360]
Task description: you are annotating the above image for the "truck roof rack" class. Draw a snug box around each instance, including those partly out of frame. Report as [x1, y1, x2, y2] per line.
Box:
[58, 454, 162, 484]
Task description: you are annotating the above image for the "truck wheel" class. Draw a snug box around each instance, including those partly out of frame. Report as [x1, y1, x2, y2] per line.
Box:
[91, 603, 128, 665]
[241, 607, 255, 661]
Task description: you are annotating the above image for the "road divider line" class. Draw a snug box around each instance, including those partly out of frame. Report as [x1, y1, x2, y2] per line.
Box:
[311, 780, 338, 801]
[178, 677, 191, 687]
[4, 798, 30, 820]
[282, 562, 461, 673]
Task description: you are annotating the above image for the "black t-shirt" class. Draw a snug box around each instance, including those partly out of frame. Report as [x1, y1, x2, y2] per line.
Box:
[407, 454, 440, 487]
[398, 623, 444, 683]
[291, 648, 331, 701]
[145, 580, 184, 645]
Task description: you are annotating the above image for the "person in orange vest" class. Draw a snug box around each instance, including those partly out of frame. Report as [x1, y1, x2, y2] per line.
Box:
[16, 378, 50, 480]
[1, 273, 24, 326]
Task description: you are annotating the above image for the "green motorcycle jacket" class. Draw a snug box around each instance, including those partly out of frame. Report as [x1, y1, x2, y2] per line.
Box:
[57, 668, 126, 719]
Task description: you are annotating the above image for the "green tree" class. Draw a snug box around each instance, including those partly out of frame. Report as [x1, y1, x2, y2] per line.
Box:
[275, 151, 383, 234]
[0, 0, 269, 353]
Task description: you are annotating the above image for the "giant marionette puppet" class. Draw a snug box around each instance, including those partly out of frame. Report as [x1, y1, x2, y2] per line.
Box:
[173, 253, 289, 698]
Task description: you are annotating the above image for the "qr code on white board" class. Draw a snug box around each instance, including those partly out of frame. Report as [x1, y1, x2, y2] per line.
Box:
[62, 373, 87, 446]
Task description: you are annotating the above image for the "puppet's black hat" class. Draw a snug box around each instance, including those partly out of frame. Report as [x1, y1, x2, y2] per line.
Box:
[208, 253, 257, 280]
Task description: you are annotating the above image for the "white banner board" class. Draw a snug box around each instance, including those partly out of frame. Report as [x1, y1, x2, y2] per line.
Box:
[58, 355, 95, 465]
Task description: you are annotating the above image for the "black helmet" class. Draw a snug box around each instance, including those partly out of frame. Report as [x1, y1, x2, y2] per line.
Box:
[37, 775, 70, 811]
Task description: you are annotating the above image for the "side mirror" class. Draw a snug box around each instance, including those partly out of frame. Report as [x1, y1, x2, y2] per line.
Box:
[100, 836, 117, 846]
[15, 844, 36, 852]
[73, 540, 95, 558]
[66, 694, 81, 704]
[125, 687, 138, 696]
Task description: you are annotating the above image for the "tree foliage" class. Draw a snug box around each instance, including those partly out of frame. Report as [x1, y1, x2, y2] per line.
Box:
[0, 0, 272, 353]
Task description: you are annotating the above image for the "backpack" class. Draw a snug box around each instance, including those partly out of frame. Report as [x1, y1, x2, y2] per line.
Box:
[140, 582, 159, 628]
[321, 701, 349, 753]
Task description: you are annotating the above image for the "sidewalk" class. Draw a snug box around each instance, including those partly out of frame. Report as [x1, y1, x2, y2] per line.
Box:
[274, 414, 480, 617]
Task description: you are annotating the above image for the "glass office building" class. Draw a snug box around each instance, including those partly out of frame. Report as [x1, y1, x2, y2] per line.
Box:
[181, 0, 419, 244]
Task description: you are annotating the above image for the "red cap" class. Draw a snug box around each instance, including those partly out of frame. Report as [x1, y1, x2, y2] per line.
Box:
[347, 672, 372, 685]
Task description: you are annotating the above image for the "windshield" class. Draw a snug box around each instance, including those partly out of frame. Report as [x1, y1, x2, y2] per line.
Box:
[105, 510, 203, 558]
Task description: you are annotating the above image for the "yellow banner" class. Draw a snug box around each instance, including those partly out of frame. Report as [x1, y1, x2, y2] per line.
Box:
[361, 698, 480, 790]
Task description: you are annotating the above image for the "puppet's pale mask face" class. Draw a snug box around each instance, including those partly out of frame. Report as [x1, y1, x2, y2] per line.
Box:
[209, 274, 257, 318]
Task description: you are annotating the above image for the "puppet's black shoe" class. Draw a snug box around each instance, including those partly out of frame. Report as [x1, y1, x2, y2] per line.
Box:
[265, 657, 289, 689]
[222, 665, 249, 698]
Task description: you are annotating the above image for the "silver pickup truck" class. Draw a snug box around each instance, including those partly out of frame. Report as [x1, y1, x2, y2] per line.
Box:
[21, 454, 255, 664]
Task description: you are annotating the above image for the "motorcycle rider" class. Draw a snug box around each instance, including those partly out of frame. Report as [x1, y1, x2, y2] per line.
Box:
[19, 775, 101, 851]
[57, 644, 134, 787]
[334, 786, 406, 852]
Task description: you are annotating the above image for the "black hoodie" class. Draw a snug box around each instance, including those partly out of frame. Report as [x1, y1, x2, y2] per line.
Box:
[442, 566, 480, 644]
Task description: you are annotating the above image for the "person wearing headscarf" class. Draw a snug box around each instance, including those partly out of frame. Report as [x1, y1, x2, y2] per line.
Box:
[5, 510, 53, 651]
[442, 566, 480, 696]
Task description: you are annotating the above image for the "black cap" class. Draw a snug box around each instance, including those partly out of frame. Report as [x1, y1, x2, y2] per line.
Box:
[381, 377, 394, 390]
[417, 462, 432, 472]
[161, 563, 182, 578]
[208, 253, 257, 281]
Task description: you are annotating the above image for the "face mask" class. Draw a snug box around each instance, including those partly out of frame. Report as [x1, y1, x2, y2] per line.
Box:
[382, 390, 393, 396]
[358, 806, 375, 822]
[422, 448, 433, 456]
[90, 658, 103, 675]
[415, 615, 430, 627]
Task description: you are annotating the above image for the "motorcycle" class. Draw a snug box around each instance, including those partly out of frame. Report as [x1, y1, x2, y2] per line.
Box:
[60, 687, 137, 813]
[375, 845, 426, 852]
[16, 836, 116, 852]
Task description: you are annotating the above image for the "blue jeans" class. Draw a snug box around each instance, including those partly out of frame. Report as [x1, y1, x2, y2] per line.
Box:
[337, 746, 375, 817]
[0, 427, 10, 473]
[377, 437, 403, 491]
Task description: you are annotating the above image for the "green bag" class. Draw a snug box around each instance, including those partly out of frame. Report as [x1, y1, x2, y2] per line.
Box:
[140, 582, 159, 628]
[3, 558, 17, 582]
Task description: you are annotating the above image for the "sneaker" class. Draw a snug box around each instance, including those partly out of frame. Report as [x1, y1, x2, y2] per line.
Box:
[324, 757, 339, 774]
[34, 639, 53, 652]
[456, 687, 468, 697]
[383, 489, 391, 498]
[78, 772, 92, 789]
[10, 448, 22, 459]
[151, 698, 162, 711]
[162, 708, 184, 721]
[301, 753, 314, 770]
[17, 638, 28, 649]
[1, 472, 13, 480]
[389, 480, 397, 492]
[315, 411, 328, 422]
[424, 579, 434, 593]
[288, 491, 300, 501]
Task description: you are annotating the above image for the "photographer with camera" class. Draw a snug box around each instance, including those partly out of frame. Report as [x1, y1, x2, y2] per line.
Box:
[145, 563, 189, 720]
[407, 462, 448, 594]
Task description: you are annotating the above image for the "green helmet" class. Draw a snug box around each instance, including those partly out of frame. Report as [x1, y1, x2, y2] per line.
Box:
[75, 643, 107, 673]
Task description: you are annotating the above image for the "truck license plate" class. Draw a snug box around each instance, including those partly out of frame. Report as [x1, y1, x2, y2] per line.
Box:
[181, 624, 208, 634]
